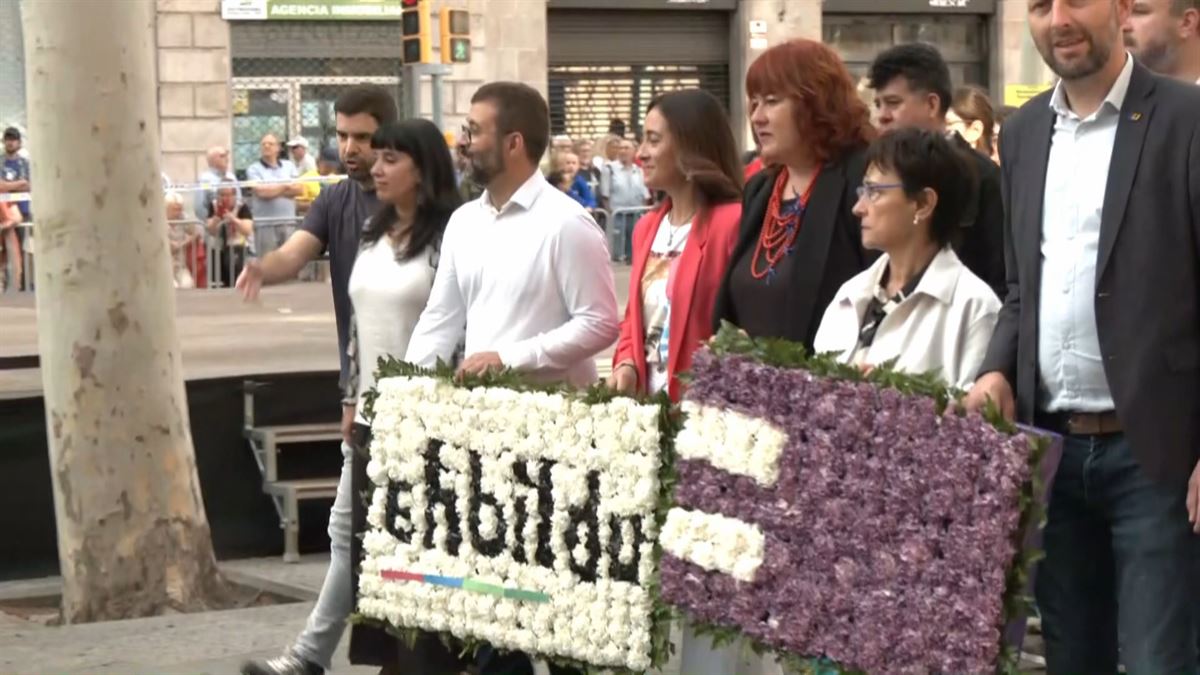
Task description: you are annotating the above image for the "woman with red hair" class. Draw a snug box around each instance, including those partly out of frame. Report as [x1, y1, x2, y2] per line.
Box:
[713, 39, 877, 350]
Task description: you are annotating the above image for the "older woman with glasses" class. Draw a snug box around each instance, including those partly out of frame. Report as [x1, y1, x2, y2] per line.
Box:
[812, 128, 1000, 390]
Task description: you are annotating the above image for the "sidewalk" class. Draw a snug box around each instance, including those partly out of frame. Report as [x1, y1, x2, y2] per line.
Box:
[0, 556, 374, 675]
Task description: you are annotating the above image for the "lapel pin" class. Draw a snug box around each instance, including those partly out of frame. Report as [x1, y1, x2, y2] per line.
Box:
[1130, 112, 1143, 121]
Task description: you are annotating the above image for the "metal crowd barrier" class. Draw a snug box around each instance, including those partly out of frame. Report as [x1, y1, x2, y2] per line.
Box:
[2, 216, 323, 294]
[594, 205, 656, 263]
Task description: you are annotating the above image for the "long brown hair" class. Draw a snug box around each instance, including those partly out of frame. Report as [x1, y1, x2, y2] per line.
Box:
[951, 85, 997, 156]
[746, 39, 875, 164]
[645, 89, 742, 223]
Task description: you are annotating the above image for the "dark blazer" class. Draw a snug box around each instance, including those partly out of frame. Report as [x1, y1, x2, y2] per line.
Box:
[712, 146, 875, 350]
[978, 62, 1200, 485]
[953, 136, 1007, 299]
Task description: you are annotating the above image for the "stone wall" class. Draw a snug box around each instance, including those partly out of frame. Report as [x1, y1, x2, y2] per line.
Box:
[419, 0, 547, 141]
[995, 0, 1055, 99]
[155, 0, 231, 187]
[731, 0, 823, 150]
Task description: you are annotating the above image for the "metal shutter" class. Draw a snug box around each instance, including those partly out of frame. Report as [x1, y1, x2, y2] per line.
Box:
[548, 10, 730, 140]
[824, 14, 990, 88]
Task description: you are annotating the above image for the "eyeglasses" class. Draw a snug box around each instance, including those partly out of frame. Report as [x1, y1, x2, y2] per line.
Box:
[856, 182, 904, 202]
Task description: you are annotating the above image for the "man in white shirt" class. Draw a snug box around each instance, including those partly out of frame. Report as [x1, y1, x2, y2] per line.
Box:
[404, 81, 618, 674]
[965, 0, 1200, 671]
[1123, 0, 1200, 83]
[407, 82, 618, 387]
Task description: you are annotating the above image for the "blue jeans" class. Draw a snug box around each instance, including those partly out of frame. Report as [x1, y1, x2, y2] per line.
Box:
[291, 442, 354, 669]
[607, 212, 637, 262]
[1035, 432, 1199, 674]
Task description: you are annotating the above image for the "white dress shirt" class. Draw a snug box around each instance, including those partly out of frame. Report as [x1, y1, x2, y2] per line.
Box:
[813, 248, 1000, 391]
[1037, 54, 1133, 413]
[404, 170, 620, 388]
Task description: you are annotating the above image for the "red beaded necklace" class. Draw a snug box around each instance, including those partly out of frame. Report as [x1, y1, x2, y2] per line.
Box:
[750, 166, 822, 282]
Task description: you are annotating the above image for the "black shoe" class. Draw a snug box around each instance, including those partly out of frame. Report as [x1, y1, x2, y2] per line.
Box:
[241, 654, 324, 675]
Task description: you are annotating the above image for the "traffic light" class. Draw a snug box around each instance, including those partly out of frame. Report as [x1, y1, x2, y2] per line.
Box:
[401, 0, 431, 64]
[439, 8, 471, 64]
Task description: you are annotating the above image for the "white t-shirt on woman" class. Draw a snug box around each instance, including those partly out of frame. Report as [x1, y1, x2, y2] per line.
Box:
[348, 236, 437, 424]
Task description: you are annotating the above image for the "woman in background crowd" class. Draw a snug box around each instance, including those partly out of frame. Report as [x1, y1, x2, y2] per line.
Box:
[554, 151, 597, 209]
[713, 39, 877, 352]
[574, 138, 602, 195]
[946, 85, 997, 160]
[813, 128, 1000, 390]
[205, 185, 254, 288]
[609, 88, 743, 402]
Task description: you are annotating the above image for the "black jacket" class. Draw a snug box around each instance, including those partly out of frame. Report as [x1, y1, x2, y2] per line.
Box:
[712, 146, 876, 350]
[951, 135, 1007, 299]
[979, 62, 1200, 484]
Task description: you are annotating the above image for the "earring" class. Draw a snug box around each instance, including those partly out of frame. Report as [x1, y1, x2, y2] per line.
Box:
[913, 214, 920, 226]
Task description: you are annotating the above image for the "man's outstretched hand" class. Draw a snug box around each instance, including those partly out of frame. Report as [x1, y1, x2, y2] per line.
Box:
[235, 258, 264, 301]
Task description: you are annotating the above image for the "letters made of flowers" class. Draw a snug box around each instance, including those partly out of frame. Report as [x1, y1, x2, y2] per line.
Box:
[357, 374, 671, 672]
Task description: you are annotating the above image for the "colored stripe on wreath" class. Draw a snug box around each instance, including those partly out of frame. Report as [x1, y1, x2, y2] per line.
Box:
[380, 569, 551, 603]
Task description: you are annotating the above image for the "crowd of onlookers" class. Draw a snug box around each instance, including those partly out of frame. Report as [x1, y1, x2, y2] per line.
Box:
[166, 133, 342, 289]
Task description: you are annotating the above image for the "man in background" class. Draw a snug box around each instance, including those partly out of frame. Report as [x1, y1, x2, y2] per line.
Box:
[0, 127, 30, 292]
[246, 133, 301, 257]
[1124, 0, 1200, 83]
[869, 43, 1007, 298]
[196, 145, 235, 219]
[288, 136, 317, 174]
[600, 138, 649, 263]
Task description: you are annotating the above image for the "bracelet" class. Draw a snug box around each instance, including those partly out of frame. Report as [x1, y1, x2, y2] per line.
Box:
[615, 362, 639, 382]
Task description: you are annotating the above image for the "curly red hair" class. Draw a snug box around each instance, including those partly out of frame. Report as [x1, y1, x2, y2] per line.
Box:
[746, 39, 875, 164]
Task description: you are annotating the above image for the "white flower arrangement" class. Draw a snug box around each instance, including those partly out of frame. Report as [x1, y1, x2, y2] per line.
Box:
[660, 507, 765, 582]
[358, 376, 665, 671]
[675, 401, 788, 486]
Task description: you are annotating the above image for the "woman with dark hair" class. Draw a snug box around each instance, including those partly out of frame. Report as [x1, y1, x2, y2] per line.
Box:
[946, 85, 998, 160]
[712, 39, 877, 351]
[813, 128, 999, 390]
[608, 88, 743, 401]
[343, 118, 464, 675]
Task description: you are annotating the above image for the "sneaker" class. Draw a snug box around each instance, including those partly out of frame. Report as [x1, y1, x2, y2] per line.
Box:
[241, 654, 324, 675]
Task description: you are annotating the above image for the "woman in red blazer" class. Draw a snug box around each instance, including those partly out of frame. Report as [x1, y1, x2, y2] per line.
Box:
[609, 89, 743, 401]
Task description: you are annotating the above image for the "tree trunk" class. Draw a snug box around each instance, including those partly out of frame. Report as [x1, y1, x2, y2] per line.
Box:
[24, 0, 228, 623]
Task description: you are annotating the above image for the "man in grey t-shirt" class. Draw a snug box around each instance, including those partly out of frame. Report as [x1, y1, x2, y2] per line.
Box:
[237, 85, 396, 675]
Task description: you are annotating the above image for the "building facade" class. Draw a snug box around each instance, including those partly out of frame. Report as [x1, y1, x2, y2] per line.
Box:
[0, 0, 1050, 185]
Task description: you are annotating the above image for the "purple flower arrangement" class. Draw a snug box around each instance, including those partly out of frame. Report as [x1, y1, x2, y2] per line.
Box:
[662, 334, 1042, 674]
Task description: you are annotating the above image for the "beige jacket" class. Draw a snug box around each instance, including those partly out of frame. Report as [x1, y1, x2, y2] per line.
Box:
[813, 247, 1001, 391]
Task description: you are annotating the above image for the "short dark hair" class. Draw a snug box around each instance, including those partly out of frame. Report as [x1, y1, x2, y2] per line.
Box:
[865, 127, 975, 248]
[335, 85, 399, 126]
[471, 82, 550, 164]
[1172, 0, 1200, 14]
[869, 43, 953, 117]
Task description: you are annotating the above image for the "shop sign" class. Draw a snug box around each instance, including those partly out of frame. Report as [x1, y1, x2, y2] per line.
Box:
[1004, 83, 1053, 107]
[221, 0, 403, 21]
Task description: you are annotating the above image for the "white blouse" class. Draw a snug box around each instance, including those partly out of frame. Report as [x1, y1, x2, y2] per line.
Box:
[813, 247, 1001, 391]
[348, 236, 437, 423]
